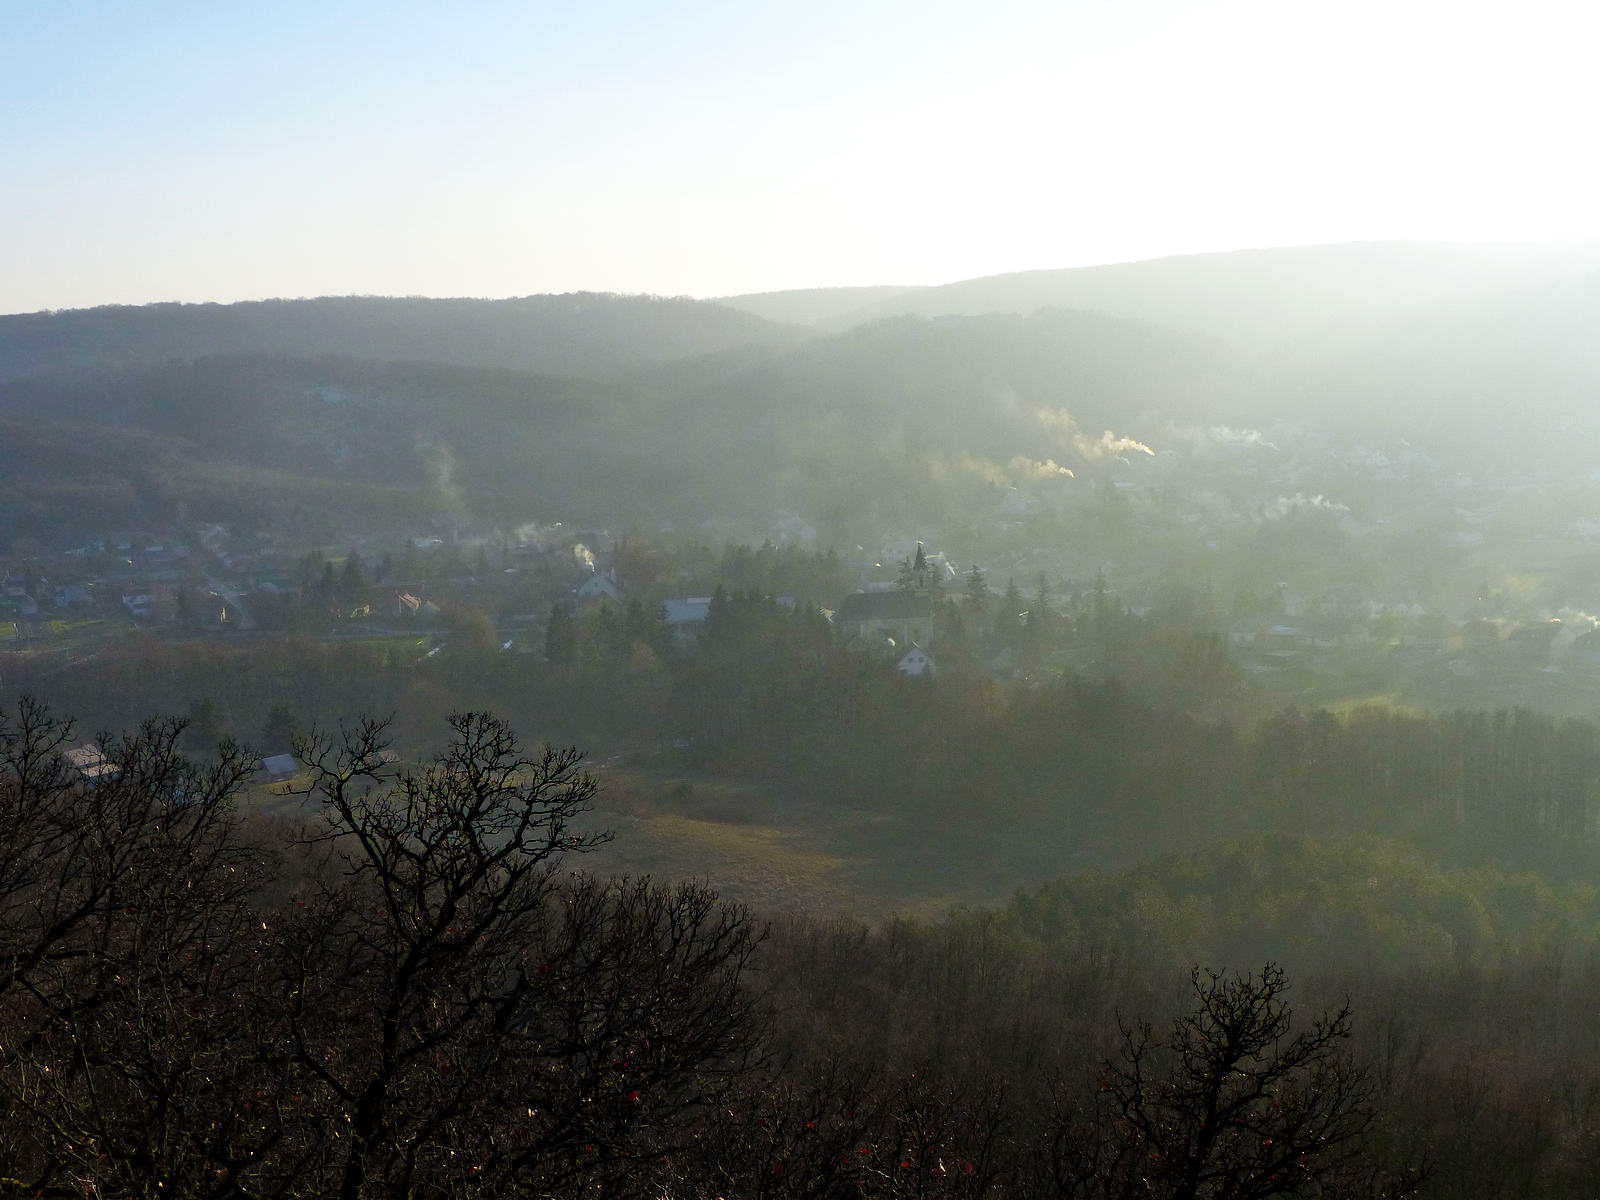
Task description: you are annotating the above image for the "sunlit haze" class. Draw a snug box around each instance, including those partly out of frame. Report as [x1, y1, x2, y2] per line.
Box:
[6, 0, 1599, 312]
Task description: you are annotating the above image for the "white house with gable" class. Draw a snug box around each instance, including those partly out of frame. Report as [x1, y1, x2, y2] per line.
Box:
[897, 644, 937, 678]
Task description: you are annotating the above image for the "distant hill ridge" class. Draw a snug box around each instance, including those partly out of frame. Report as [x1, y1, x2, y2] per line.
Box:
[14, 240, 1600, 386]
[717, 239, 1600, 351]
[0, 292, 802, 384]
[710, 285, 924, 327]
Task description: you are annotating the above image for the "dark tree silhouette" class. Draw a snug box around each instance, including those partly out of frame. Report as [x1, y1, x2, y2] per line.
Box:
[0, 698, 261, 1195]
[260, 703, 302, 752]
[1048, 964, 1423, 1200]
[282, 712, 761, 1199]
[543, 600, 577, 666]
[0, 702, 761, 1199]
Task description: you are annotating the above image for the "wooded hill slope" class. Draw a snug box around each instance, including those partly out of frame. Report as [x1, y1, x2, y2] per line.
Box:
[0, 292, 801, 383]
[10, 239, 1600, 541]
[0, 308, 1227, 540]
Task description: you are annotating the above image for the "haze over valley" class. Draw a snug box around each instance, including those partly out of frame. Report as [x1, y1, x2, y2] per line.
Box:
[10, 1, 1600, 1194]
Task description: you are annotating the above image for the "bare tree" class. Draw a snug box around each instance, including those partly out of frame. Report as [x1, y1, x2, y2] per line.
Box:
[0, 697, 257, 1003]
[0, 697, 261, 1196]
[1045, 964, 1423, 1200]
[0, 704, 761, 1200]
[279, 711, 761, 1199]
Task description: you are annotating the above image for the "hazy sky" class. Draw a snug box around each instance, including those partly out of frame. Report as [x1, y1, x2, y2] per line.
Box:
[5, 0, 1598, 313]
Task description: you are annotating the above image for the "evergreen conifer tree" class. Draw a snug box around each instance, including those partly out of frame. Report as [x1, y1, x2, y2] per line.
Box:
[965, 563, 990, 625]
[996, 578, 1025, 648]
[544, 601, 577, 667]
[261, 703, 303, 752]
[340, 548, 367, 603]
[184, 697, 225, 751]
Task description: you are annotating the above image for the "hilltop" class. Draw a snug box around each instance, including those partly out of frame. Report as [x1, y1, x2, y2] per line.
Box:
[757, 239, 1600, 351]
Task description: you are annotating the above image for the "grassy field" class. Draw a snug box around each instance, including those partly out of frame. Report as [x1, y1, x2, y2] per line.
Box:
[578, 765, 1034, 920]
[234, 756, 1014, 922]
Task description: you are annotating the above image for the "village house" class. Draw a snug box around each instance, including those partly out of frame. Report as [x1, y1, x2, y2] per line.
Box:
[663, 597, 713, 644]
[573, 569, 623, 603]
[1, 573, 40, 617]
[897, 643, 937, 678]
[396, 592, 442, 619]
[835, 590, 933, 646]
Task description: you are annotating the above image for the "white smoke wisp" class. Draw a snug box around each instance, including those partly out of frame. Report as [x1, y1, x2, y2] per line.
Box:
[1009, 455, 1075, 479]
[1206, 425, 1279, 450]
[512, 521, 563, 548]
[417, 438, 467, 520]
[573, 543, 595, 570]
[1168, 424, 1281, 452]
[1085, 430, 1156, 459]
[1554, 607, 1600, 631]
[1260, 493, 1350, 521]
[1035, 407, 1155, 462]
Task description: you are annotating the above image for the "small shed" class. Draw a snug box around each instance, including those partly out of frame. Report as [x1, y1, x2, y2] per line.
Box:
[260, 753, 299, 782]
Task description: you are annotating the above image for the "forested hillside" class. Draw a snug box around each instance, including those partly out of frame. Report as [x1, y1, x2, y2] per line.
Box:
[0, 292, 800, 382]
[13, 243, 1600, 549]
[0, 308, 1230, 541]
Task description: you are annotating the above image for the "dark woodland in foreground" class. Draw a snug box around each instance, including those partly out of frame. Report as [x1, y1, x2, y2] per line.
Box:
[9, 698, 1600, 1198]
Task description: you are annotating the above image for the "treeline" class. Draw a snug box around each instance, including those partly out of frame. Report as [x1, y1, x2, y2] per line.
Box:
[14, 591, 1600, 883]
[1003, 833, 1600, 979]
[525, 592, 1600, 880]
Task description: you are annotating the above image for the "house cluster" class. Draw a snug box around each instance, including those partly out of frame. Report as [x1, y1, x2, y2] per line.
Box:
[12, 580, 96, 615]
[562, 536, 946, 678]
[0, 532, 209, 632]
[0, 570, 131, 634]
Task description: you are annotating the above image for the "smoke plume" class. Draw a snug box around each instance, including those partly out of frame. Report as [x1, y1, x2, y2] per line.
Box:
[417, 438, 467, 520]
[1035, 407, 1155, 461]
